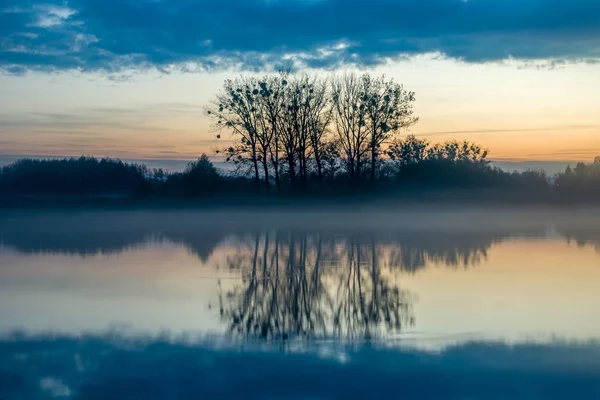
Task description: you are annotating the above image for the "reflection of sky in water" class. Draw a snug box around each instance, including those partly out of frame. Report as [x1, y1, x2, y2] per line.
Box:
[3, 335, 599, 399]
[1, 210, 600, 350]
[2, 210, 600, 398]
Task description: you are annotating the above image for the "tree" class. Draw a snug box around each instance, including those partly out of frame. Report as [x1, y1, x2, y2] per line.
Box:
[303, 75, 332, 184]
[387, 134, 429, 166]
[321, 139, 343, 183]
[207, 76, 272, 187]
[259, 73, 289, 189]
[428, 140, 489, 163]
[184, 154, 219, 179]
[163, 154, 222, 196]
[331, 73, 370, 182]
[279, 75, 308, 185]
[362, 74, 418, 182]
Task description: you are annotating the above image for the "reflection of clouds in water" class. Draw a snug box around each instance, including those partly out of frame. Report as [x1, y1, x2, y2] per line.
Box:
[2, 333, 599, 400]
[40, 377, 72, 398]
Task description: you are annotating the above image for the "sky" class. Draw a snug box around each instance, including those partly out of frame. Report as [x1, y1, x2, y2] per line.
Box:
[1, 0, 599, 167]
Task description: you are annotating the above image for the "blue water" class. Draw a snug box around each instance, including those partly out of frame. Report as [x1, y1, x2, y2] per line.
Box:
[1, 209, 600, 399]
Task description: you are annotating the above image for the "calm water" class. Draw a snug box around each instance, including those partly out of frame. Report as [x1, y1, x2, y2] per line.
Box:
[1, 208, 600, 399]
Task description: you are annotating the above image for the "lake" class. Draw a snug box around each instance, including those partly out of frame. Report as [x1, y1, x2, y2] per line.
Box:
[1, 208, 600, 399]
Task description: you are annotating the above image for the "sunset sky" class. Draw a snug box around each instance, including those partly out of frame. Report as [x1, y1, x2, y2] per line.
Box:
[1, 0, 599, 166]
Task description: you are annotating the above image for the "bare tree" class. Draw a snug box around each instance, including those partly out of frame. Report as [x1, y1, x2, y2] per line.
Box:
[284, 76, 312, 185]
[305, 76, 333, 184]
[257, 72, 289, 189]
[206, 78, 260, 184]
[206, 76, 277, 187]
[275, 74, 333, 187]
[331, 74, 370, 182]
[208, 71, 417, 189]
[362, 74, 418, 182]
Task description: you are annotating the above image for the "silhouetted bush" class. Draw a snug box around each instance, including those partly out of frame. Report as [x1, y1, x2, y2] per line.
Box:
[162, 154, 223, 197]
[393, 159, 499, 189]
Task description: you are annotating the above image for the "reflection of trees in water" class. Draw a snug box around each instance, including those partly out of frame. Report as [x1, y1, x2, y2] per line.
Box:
[559, 227, 600, 253]
[0, 224, 513, 273]
[0, 228, 229, 261]
[218, 232, 415, 341]
[0, 230, 153, 257]
[220, 233, 330, 340]
[2, 217, 597, 266]
[386, 233, 499, 273]
[331, 237, 414, 340]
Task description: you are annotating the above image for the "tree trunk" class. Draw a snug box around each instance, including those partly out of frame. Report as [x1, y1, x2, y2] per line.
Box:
[272, 135, 281, 190]
[314, 148, 323, 184]
[288, 153, 296, 185]
[300, 149, 307, 186]
[370, 121, 378, 184]
[356, 153, 362, 183]
[262, 155, 270, 189]
[370, 147, 376, 183]
[252, 150, 260, 185]
[272, 157, 280, 190]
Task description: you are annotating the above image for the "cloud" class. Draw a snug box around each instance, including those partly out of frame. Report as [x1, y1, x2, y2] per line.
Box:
[418, 124, 600, 137]
[1, 0, 599, 73]
[0, 103, 202, 132]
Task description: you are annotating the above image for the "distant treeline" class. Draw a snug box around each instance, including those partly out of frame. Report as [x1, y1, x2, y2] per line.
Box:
[0, 152, 599, 202]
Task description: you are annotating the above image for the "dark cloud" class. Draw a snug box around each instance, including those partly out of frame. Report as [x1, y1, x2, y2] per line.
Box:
[1, 0, 599, 73]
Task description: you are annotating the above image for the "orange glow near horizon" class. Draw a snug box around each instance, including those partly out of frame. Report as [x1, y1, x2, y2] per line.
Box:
[0, 56, 598, 163]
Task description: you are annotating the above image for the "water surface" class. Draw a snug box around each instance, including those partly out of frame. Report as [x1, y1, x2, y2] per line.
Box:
[1, 208, 599, 398]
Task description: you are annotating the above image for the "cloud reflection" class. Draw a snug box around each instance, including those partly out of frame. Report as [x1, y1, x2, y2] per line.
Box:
[1, 333, 599, 399]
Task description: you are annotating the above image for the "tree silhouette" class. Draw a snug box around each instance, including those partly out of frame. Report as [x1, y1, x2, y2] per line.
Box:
[331, 73, 371, 182]
[387, 134, 429, 166]
[362, 74, 418, 182]
[206, 76, 269, 185]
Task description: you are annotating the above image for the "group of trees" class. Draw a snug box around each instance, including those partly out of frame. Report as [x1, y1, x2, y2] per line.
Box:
[0, 155, 225, 197]
[207, 71, 418, 188]
[555, 157, 600, 196]
[0, 157, 149, 195]
[205, 71, 550, 193]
